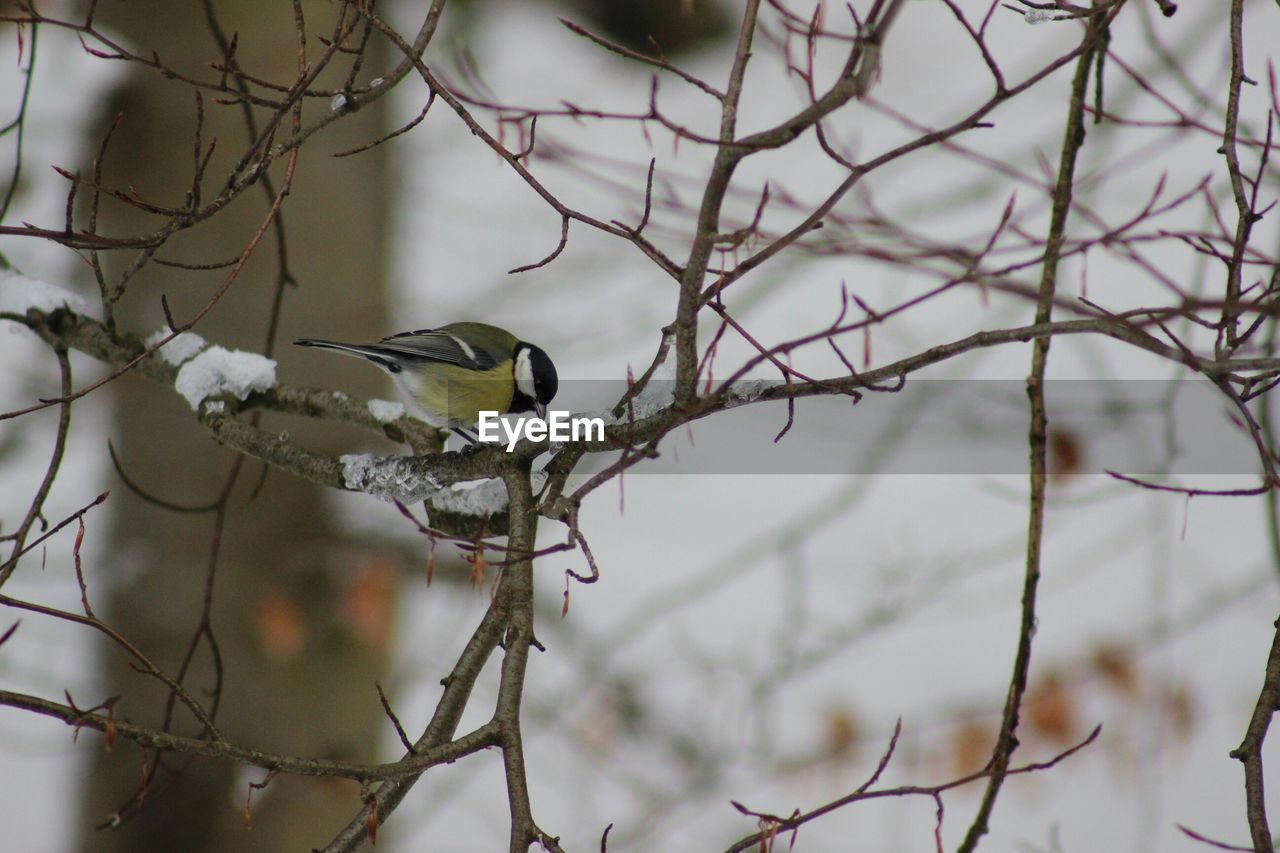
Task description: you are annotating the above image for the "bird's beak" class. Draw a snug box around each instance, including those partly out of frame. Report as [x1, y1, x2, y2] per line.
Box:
[534, 400, 547, 419]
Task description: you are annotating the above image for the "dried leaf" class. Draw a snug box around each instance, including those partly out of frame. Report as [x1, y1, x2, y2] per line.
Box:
[343, 558, 396, 652]
[950, 719, 994, 777]
[823, 707, 861, 760]
[1048, 427, 1084, 481]
[1027, 670, 1078, 743]
[1091, 643, 1139, 696]
[1165, 681, 1196, 744]
[254, 588, 307, 662]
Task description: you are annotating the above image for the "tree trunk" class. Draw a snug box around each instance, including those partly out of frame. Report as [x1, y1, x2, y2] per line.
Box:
[77, 3, 395, 851]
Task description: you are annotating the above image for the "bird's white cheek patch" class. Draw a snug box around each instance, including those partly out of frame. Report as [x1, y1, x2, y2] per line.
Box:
[514, 349, 537, 399]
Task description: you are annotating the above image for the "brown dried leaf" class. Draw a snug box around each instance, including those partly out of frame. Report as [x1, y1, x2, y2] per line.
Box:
[1027, 670, 1078, 743]
[1048, 427, 1084, 482]
[254, 588, 307, 662]
[1091, 643, 1139, 696]
[1165, 681, 1196, 744]
[343, 558, 396, 652]
[823, 707, 861, 760]
[951, 719, 994, 777]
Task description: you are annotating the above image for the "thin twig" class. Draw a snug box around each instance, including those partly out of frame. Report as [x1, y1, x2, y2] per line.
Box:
[959, 6, 1113, 849]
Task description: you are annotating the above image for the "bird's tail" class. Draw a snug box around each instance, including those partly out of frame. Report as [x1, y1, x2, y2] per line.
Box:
[293, 339, 400, 372]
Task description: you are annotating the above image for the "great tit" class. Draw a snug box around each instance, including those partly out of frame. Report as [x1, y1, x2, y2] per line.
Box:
[294, 323, 558, 438]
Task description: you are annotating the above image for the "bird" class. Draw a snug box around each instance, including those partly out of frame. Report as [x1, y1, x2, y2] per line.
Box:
[294, 322, 558, 441]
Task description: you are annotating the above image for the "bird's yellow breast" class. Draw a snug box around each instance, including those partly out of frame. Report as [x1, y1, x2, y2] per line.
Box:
[400, 361, 516, 425]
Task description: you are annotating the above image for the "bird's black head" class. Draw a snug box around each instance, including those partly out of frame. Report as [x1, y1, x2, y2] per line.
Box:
[511, 341, 558, 418]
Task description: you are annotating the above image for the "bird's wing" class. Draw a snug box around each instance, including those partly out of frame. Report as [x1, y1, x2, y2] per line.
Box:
[374, 329, 501, 370]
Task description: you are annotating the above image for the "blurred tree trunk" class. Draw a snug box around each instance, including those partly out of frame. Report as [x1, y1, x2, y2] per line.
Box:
[76, 3, 396, 851]
[568, 0, 730, 54]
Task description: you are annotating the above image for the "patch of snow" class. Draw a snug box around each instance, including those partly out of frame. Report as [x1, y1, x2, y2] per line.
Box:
[145, 329, 207, 366]
[341, 453, 446, 504]
[174, 346, 277, 410]
[340, 453, 539, 517]
[0, 270, 88, 321]
[368, 398, 406, 423]
[722, 379, 771, 405]
[431, 477, 509, 516]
